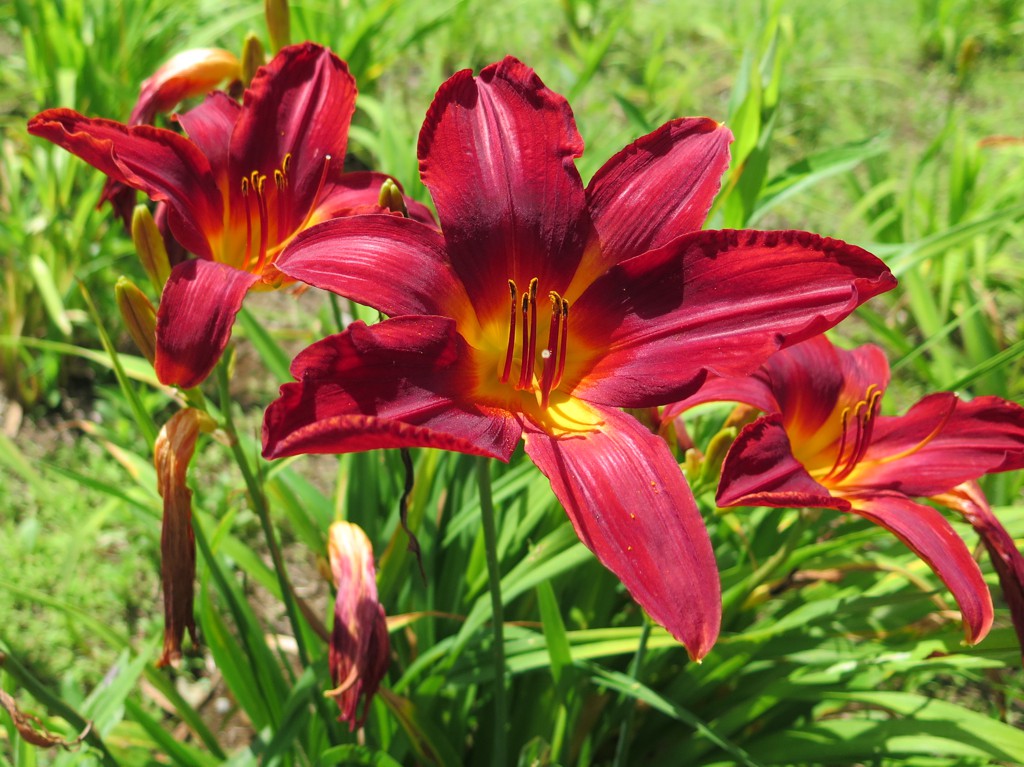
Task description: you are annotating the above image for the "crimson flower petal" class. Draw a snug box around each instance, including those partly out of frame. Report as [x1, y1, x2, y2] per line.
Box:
[418, 56, 590, 320]
[662, 370, 777, 424]
[276, 215, 467, 317]
[858, 393, 1024, 497]
[230, 43, 355, 233]
[175, 92, 241, 181]
[935, 483, 1024, 661]
[716, 415, 839, 509]
[262, 317, 521, 461]
[523, 406, 721, 660]
[27, 110, 221, 258]
[584, 117, 732, 270]
[571, 229, 895, 407]
[155, 260, 259, 387]
[846, 491, 994, 644]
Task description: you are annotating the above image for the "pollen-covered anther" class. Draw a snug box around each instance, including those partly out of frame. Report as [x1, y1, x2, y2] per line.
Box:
[824, 384, 883, 482]
[500, 279, 518, 383]
[516, 278, 539, 391]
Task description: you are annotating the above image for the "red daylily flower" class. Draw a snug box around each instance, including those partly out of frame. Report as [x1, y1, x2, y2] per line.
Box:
[667, 334, 1024, 644]
[326, 521, 390, 729]
[262, 57, 895, 659]
[28, 43, 431, 388]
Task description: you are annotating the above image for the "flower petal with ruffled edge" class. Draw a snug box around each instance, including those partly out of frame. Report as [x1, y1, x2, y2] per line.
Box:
[523, 406, 720, 659]
[579, 117, 731, 279]
[418, 56, 591, 321]
[263, 317, 522, 461]
[569, 230, 896, 407]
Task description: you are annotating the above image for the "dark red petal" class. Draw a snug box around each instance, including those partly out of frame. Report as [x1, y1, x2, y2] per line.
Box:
[935, 483, 1024, 661]
[716, 415, 841, 509]
[418, 57, 590, 320]
[847, 491, 993, 644]
[155, 260, 259, 387]
[857, 393, 1024, 496]
[571, 229, 896, 407]
[662, 369, 777, 423]
[310, 171, 436, 227]
[28, 109, 222, 258]
[585, 118, 732, 268]
[175, 92, 241, 181]
[231, 43, 354, 232]
[522, 406, 721, 660]
[767, 336, 890, 438]
[263, 317, 521, 461]
[275, 214, 467, 317]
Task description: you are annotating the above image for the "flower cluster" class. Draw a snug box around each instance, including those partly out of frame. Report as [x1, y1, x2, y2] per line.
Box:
[29, 38, 1024, 730]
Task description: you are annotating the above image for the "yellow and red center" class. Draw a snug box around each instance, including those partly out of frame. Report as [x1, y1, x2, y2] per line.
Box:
[226, 152, 332, 281]
[470, 276, 603, 437]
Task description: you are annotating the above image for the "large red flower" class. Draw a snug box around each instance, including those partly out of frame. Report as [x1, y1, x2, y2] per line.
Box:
[28, 43, 430, 388]
[666, 334, 1024, 645]
[262, 57, 895, 659]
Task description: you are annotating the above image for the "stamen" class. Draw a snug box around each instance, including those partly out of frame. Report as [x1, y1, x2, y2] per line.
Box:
[516, 290, 532, 390]
[274, 168, 287, 235]
[253, 174, 270, 273]
[823, 407, 853, 481]
[241, 176, 253, 268]
[524, 278, 539, 388]
[500, 280, 518, 384]
[554, 299, 568, 389]
[539, 292, 562, 408]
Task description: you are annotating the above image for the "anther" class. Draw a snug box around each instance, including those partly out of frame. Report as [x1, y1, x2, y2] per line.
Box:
[253, 174, 270, 272]
[554, 299, 568, 389]
[500, 279, 518, 384]
[516, 290, 533, 390]
[539, 292, 563, 408]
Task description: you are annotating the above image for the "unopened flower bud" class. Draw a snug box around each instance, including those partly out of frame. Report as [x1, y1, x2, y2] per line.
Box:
[242, 34, 267, 86]
[326, 521, 390, 730]
[377, 178, 408, 217]
[131, 206, 171, 291]
[265, 0, 291, 54]
[129, 48, 241, 126]
[116, 277, 157, 365]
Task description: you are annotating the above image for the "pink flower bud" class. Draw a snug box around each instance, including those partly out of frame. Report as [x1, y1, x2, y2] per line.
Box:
[326, 521, 390, 729]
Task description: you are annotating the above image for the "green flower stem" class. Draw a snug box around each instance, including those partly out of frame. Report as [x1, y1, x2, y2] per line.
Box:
[216, 361, 311, 670]
[476, 457, 507, 767]
[214, 361, 340, 741]
[612, 615, 652, 767]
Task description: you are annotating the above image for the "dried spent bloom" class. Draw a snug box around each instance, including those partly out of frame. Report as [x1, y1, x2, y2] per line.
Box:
[263, 57, 895, 660]
[154, 408, 204, 667]
[326, 521, 390, 729]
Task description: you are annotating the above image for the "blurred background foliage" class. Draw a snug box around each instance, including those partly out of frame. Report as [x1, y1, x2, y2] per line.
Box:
[2, 0, 1024, 764]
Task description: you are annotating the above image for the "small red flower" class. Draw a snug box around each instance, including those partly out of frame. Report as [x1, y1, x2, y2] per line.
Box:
[262, 57, 895, 660]
[28, 43, 431, 388]
[326, 521, 390, 730]
[667, 334, 1024, 644]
